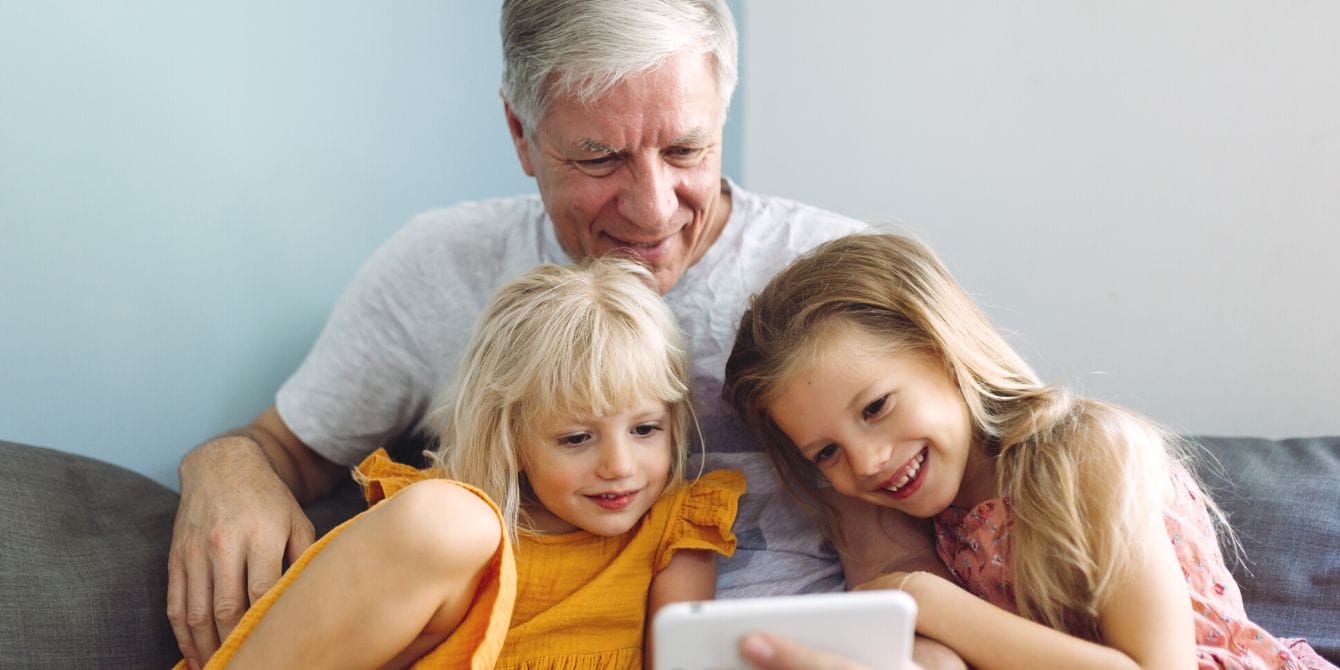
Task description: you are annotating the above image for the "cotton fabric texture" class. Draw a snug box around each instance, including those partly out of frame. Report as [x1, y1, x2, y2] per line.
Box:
[175, 450, 744, 669]
[933, 468, 1336, 669]
[274, 179, 868, 598]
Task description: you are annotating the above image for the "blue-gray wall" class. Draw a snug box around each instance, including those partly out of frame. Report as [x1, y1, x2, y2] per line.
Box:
[0, 1, 745, 487]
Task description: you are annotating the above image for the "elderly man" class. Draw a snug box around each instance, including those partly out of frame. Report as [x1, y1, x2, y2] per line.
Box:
[168, 1, 956, 667]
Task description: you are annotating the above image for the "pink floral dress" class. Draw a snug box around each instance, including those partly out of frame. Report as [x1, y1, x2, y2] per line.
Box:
[933, 473, 1335, 669]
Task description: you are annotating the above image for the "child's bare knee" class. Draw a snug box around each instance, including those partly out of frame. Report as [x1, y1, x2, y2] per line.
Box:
[381, 480, 502, 570]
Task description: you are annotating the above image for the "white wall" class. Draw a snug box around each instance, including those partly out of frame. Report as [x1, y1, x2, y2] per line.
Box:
[0, 3, 536, 487]
[741, 2, 1339, 438]
[0, 2, 747, 488]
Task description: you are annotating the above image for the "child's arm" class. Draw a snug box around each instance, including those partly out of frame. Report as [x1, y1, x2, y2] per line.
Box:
[647, 549, 718, 611]
[866, 514, 1195, 670]
[829, 491, 966, 670]
[645, 549, 717, 670]
[824, 489, 951, 585]
[221, 480, 502, 669]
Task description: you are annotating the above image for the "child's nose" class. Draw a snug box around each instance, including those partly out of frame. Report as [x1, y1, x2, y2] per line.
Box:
[849, 439, 890, 478]
[596, 439, 636, 479]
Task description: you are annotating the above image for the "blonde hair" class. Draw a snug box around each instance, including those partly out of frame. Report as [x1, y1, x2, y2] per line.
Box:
[723, 233, 1226, 638]
[424, 256, 696, 542]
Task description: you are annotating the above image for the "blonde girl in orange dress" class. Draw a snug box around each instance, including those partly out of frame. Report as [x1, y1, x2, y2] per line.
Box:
[178, 257, 742, 669]
[722, 233, 1333, 670]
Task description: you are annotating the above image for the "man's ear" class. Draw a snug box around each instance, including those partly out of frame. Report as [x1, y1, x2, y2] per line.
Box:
[502, 91, 536, 177]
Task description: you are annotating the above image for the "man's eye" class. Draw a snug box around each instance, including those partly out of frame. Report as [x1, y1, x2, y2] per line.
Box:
[574, 155, 619, 175]
[814, 443, 838, 464]
[863, 395, 887, 419]
[666, 147, 705, 164]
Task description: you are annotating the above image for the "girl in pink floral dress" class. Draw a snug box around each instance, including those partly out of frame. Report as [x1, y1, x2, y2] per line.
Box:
[724, 233, 1334, 670]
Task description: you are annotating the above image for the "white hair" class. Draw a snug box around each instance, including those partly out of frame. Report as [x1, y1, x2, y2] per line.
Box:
[501, 0, 738, 133]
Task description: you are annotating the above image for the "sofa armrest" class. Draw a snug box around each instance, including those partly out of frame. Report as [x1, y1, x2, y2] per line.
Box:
[1189, 435, 1340, 663]
[0, 440, 182, 668]
[0, 439, 366, 669]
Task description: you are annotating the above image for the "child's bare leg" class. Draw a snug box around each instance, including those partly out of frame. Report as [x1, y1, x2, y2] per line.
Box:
[226, 480, 502, 669]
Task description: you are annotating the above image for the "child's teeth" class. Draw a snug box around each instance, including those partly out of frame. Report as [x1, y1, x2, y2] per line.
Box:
[884, 451, 926, 492]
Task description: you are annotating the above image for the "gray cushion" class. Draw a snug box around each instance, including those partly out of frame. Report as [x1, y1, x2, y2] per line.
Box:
[1, 436, 1335, 665]
[0, 440, 366, 669]
[1190, 435, 1340, 663]
[0, 440, 181, 669]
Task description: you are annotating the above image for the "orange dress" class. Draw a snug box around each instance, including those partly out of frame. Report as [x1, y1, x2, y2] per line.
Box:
[179, 450, 743, 669]
[933, 469, 1335, 669]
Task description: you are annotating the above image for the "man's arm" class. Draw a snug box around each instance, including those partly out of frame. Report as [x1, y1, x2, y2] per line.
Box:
[166, 405, 346, 667]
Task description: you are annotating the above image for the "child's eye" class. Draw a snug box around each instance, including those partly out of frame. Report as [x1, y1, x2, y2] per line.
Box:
[813, 443, 838, 465]
[862, 395, 888, 419]
[632, 423, 662, 437]
[558, 432, 591, 447]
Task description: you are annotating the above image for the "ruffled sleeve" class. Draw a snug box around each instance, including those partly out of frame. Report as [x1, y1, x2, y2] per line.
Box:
[655, 469, 746, 572]
[354, 448, 442, 506]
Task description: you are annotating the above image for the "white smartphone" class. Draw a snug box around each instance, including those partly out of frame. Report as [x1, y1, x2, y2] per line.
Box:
[652, 590, 916, 670]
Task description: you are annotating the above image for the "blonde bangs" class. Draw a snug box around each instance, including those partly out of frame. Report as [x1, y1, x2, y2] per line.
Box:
[512, 300, 690, 427]
[429, 256, 696, 541]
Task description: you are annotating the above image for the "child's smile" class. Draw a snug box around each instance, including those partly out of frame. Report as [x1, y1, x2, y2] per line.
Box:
[766, 322, 993, 518]
[522, 397, 673, 536]
[876, 445, 928, 499]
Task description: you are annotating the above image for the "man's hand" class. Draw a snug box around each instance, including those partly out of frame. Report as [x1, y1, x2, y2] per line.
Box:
[166, 407, 342, 668]
[739, 632, 925, 670]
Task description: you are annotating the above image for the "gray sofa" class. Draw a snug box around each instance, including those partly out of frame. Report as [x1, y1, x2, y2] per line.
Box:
[1, 435, 1336, 668]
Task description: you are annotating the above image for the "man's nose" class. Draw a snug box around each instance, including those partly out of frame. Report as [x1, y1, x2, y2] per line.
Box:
[617, 158, 678, 231]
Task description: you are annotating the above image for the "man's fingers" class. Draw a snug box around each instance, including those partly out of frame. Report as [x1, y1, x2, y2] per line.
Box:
[166, 549, 202, 667]
[210, 543, 249, 646]
[246, 540, 283, 607]
[285, 514, 316, 566]
[185, 546, 222, 662]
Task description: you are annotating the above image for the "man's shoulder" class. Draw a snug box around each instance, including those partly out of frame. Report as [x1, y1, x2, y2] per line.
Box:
[671, 184, 870, 306]
[727, 185, 870, 260]
[731, 186, 869, 240]
[371, 194, 550, 273]
[352, 193, 550, 303]
[399, 194, 547, 244]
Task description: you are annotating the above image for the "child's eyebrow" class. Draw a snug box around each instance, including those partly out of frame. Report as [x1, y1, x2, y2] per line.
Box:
[847, 383, 879, 412]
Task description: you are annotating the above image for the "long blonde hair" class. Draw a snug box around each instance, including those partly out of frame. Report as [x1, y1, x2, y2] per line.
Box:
[424, 257, 696, 541]
[723, 233, 1222, 638]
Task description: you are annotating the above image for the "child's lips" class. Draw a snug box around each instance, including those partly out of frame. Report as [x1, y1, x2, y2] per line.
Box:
[875, 446, 929, 499]
[586, 489, 640, 510]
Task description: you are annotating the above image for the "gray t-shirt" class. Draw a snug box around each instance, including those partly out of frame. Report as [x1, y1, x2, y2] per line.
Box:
[277, 179, 868, 597]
